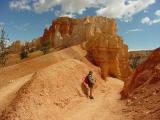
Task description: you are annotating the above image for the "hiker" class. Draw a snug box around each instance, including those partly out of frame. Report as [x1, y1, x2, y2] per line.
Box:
[83, 71, 96, 99]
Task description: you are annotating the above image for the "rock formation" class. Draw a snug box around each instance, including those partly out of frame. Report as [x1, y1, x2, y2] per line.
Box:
[85, 18, 132, 79]
[41, 17, 77, 48]
[9, 37, 41, 54]
[118, 43, 132, 80]
[40, 16, 132, 80]
[121, 48, 160, 119]
[129, 50, 152, 69]
[121, 48, 160, 98]
[41, 16, 120, 48]
[9, 40, 22, 53]
[30, 37, 41, 50]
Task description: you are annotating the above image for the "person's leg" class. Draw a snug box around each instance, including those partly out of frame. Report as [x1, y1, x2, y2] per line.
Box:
[89, 87, 94, 99]
[84, 83, 90, 97]
[87, 88, 90, 98]
[90, 88, 92, 96]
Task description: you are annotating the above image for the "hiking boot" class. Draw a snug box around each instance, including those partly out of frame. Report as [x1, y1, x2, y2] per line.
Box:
[89, 96, 94, 99]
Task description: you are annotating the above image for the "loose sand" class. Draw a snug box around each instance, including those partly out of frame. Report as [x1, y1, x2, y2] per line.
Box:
[0, 59, 128, 120]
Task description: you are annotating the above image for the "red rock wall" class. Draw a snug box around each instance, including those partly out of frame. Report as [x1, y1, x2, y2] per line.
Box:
[41, 17, 77, 48]
[86, 22, 132, 80]
[40, 16, 132, 80]
[40, 16, 119, 49]
[121, 48, 160, 98]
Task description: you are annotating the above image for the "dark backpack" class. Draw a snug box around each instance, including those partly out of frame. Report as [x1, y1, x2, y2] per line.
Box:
[87, 75, 94, 87]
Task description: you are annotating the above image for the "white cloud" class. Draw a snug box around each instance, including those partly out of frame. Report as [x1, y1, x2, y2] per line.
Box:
[126, 28, 143, 34]
[141, 9, 160, 25]
[31, 0, 99, 15]
[141, 17, 151, 24]
[9, 0, 31, 11]
[141, 17, 160, 25]
[0, 22, 5, 26]
[60, 13, 75, 18]
[33, 0, 61, 13]
[143, 10, 148, 13]
[155, 10, 160, 16]
[9, 0, 156, 21]
[96, 0, 155, 21]
[0, 22, 5, 31]
[14, 23, 30, 31]
[152, 19, 160, 24]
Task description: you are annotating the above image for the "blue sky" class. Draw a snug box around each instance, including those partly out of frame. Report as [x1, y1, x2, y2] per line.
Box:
[0, 0, 160, 50]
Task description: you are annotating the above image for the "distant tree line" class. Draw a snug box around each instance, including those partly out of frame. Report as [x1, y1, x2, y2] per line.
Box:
[0, 27, 52, 65]
[40, 40, 50, 54]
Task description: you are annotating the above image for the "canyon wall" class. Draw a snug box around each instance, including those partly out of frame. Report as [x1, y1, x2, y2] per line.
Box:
[41, 16, 132, 80]
[41, 17, 79, 48]
[85, 18, 132, 79]
[121, 48, 160, 119]
[41, 16, 117, 48]
[121, 48, 160, 98]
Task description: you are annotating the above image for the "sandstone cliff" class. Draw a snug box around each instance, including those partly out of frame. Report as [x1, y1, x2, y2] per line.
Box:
[41, 16, 117, 48]
[121, 48, 160, 119]
[41, 17, 79, 48]
[121, 48, 160, 98]
[129, 50, 152, 69]
[40, 16, 132, 80]
[85, 18, 132, 80]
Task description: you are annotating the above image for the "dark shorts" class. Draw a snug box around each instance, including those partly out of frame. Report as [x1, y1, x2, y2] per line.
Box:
[88, 83, 94, 88]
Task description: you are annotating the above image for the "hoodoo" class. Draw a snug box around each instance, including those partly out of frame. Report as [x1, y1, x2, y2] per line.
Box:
[85, 17, 132, 79]
[41, 16, 132, 80]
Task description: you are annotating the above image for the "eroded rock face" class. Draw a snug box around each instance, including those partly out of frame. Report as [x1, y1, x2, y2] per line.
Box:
[121, 48, 160, 119]
[41, 16, 119, 49]
[118, 43, 132, 80]
[9, 40, 22, 53]
[41, 17, 77, 48]
[85, 19, 132, 79]
[31, 37, 41, 50]
[121, 48, 160, 98]
[40, 16, 132, 80]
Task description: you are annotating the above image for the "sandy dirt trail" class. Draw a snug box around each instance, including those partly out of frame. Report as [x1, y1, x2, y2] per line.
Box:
[0, 74, 33, 116]
[63, 77, 127, 120]
[0, 76, 129, 120]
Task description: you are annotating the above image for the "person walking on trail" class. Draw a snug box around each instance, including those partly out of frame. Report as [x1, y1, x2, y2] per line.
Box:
[83, 71, 96, 99]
